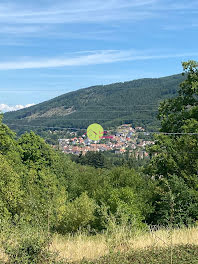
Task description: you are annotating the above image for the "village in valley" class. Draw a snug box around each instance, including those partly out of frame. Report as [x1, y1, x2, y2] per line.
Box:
[58, 124, 155, 159]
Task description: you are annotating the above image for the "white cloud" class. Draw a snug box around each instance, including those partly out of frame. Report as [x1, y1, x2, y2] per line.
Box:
[0, 103, 35, 112]
[0, 0, 158, 25]
[0, 0, 197, 26]
[0, 49, 198, 70]
[0, 25, 48, 35]
[0, 1, 158, 42]
[0, 0, 196, 38]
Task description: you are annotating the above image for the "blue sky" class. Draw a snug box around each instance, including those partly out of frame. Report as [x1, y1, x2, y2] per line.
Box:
[0, 0, 198, 111]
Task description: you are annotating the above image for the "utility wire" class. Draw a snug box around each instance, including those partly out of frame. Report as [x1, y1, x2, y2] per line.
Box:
[5, 123, 198, 135]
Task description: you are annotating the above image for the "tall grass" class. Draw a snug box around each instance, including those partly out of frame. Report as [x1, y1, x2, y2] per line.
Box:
[50, 226, 198, 262]
[1, 222, 198, 263]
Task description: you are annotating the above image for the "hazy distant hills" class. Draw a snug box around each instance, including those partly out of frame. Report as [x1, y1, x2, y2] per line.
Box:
[4, 74, 185, 132]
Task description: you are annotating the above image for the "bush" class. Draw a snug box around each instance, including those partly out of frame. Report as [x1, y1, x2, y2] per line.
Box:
[0, 222, 57, 264]
[0, 154, 23, 219]
[148, 175, 198, 226]
[57, 193, 96, 233]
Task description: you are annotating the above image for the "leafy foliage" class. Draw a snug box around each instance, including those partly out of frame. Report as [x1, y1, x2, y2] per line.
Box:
[0, 154, 23, 219]
[57, 193, 96, 233]
[0, 221, 57, 264]
[145, 61, 198, 225]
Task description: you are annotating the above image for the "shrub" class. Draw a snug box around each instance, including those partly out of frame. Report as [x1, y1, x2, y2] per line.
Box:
[57, 193, 96, 234]
[0, 222, 57, 264]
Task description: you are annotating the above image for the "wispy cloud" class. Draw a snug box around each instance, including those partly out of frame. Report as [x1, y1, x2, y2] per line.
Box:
[0, 0, 158, 25]
[0, 103, 35, 112]
[0, 25, 48, 35]
[0, 0, 196, 39]
[0, 0, 197, 26]
[0, 0, 160, 41]
[0, 50, 197, 70]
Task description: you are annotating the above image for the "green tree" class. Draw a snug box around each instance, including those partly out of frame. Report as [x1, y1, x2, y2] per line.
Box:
[0, 114, 22, 168]
[159, 60, 198, 133]
[147, 61, 198, 188]
[148, 175, 198, 226]
[0, 154, 23, 220]
[18, 131, 56, 169]
[16, 132, 69, 229]
[145, 61, 198, 225]
[57, 192, 96, 233]
[77, 151, 106, 168]
[21, 168, 67, 229]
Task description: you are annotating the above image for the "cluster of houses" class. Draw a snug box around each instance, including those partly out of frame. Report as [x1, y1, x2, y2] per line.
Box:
[58, 124, 155, 159]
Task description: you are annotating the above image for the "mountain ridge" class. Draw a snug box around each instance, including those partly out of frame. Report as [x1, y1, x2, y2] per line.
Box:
[4, 73, 186, 132]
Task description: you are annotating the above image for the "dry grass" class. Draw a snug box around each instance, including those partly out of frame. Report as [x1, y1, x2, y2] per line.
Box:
[1, 227, 198, 263]
[50, 227, 198, 262]
[0, 250, 7, 263]
[50, 233, 108, 262]
[129, 227, 198, 250]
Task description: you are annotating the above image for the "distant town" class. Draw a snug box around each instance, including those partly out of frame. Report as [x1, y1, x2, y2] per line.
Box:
[58, 124, 155, 159]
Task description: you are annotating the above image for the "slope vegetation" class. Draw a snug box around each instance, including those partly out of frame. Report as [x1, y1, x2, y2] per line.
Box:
[4, 74, 185, 131]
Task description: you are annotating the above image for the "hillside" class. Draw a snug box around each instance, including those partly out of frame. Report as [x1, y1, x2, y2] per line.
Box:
[3, 74, 185, 132]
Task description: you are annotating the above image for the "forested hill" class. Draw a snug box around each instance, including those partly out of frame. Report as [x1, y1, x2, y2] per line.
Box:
[4, 73, 185, 131]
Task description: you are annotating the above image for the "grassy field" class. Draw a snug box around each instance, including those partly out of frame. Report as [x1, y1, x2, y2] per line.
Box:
[62, 245, 198, 264]
[50, 227, 198, 263]
[1, 226, 198, 263]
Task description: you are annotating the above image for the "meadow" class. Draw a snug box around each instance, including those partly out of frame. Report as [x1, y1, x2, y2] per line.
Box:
[1, 226, 198, 263]
[50, 226, 198, 263]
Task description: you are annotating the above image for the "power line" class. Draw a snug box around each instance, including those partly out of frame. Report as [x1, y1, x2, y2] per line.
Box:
[2, 105, 159, 110]
[3, 107, 159, 113]
[5, 118, 154, 121]
[2, 111, 159, 117]
[4, 118, 158, 123]
[5, 123, 198, 135]
[70, 105, 159, 108]
[149, 151, 198, 154]
[7, 124, 85, 130]
[140, 132, 198, 135]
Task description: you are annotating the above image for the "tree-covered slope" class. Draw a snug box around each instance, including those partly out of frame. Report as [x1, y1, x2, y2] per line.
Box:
[4, 74, 185, 131]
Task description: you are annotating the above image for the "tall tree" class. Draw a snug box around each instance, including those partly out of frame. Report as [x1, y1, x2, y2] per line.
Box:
[145, 61, 198, 225]
[158, 60, 198, 133]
